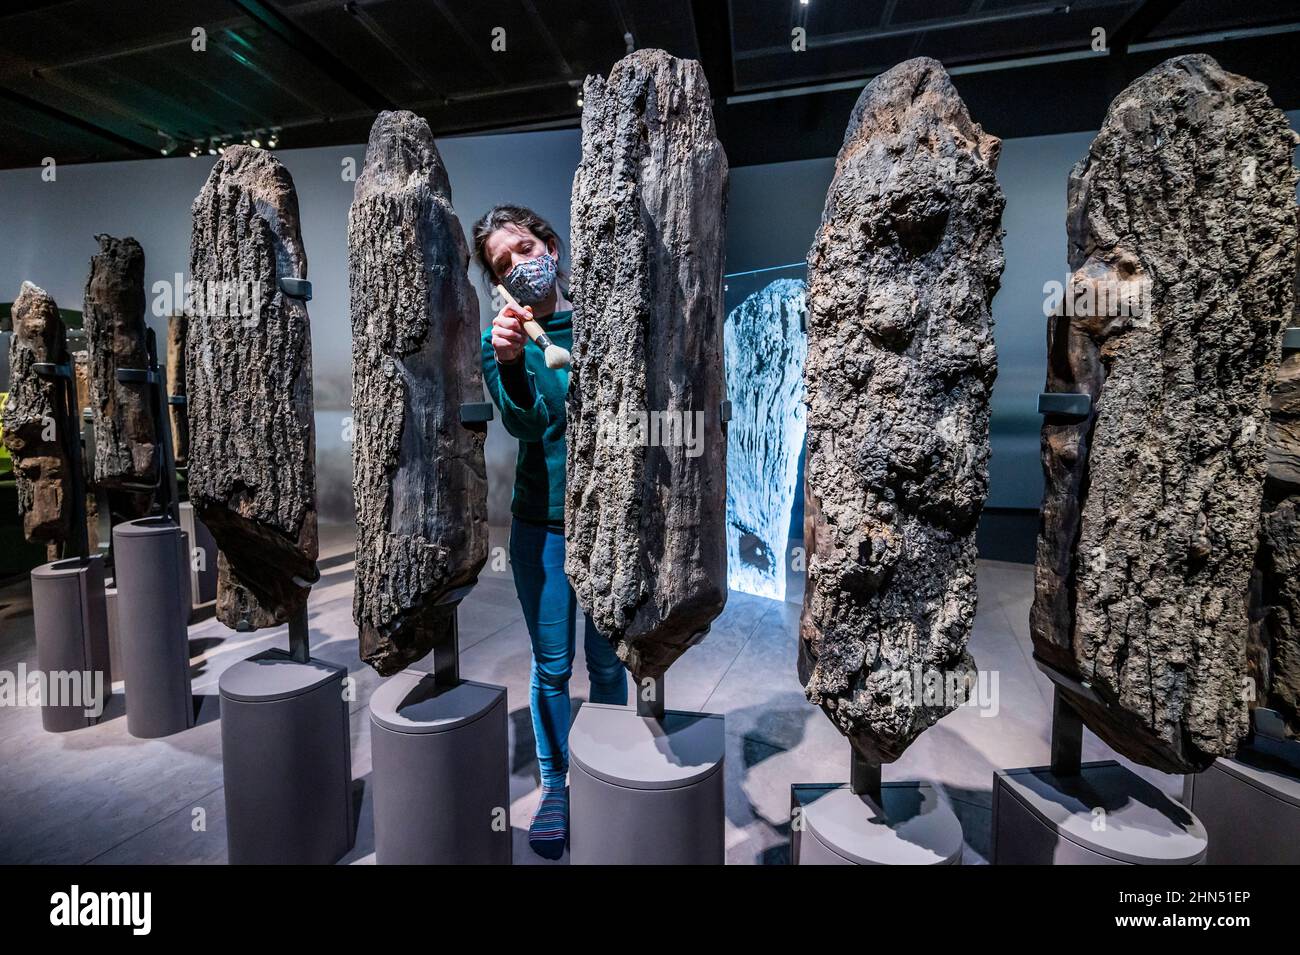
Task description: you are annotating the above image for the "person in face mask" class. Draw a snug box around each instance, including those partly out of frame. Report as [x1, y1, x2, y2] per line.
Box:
[471, 204, 629, 861]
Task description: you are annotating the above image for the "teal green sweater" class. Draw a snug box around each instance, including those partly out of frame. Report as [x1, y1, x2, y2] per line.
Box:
[480, 309, 573, 523]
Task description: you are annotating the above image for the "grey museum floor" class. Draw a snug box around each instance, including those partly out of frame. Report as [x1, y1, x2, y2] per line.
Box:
[0, 523, 1185, 866]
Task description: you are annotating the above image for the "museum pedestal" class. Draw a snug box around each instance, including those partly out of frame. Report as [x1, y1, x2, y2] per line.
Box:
[219, 647, 354, 865]
[369, 670, 510, 864]
[790, 782, 964, 865]
[569, 701, 725, 865]
[992, 671, 1209, 864]
[30, 555, 112, 732]
[993, 760, 1208, 864]
[1183, 728, 1300, 865]
[178, 501, 217, 610]
[113, 517, 194, 738]
[104, 584, 120, 686]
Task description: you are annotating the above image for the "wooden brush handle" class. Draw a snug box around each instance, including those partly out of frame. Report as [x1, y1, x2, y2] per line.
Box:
[494, 284, 556, 350]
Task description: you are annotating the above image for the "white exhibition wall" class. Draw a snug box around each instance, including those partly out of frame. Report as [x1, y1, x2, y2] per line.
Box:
[2, 111, 1296, 525]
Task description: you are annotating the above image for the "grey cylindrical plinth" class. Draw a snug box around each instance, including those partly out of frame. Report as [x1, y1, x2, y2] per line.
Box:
[992, 760, 1208, 864]
[219, 649, 354, 865]
[178, 502, 217, 607]
[569, 702, 725, 865]
[104, 585, 121, 682]
[369, 671, 510, 865]
[30, 556, 112, 732]
[113, 517, 194, 738]
[791, 782, 964, 865]
[1184, 735, 1300, 865]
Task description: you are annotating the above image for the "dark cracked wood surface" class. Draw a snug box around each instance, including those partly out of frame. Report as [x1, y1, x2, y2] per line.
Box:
[1248, 208, 1300, 741]
[566, 48, 729, 683]
[1031, 55, 1297, 773]
[799, 57, 1004, 764]
[349, 110, 489, 676]
[3, 281, 72, 544]
[84, 234, 156, 494]
[187, 146, 318, 630]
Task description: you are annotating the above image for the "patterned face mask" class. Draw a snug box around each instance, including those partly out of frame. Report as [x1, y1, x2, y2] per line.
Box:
[503, 251, 558, 306]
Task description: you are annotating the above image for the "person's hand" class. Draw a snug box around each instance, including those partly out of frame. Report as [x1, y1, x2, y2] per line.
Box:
[492, 303, 531, 364]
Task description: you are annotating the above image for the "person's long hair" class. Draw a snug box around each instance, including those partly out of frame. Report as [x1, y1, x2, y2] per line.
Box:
[471, 204, 569, 294]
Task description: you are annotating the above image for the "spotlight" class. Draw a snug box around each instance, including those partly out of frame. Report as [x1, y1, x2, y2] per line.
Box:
[576, 95, 584, 107]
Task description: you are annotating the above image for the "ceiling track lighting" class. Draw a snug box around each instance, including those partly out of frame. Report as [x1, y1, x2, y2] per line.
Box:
[191, 127, 282, 159]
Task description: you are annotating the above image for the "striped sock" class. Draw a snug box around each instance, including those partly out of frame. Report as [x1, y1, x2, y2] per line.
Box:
[528, 783, 569, 860]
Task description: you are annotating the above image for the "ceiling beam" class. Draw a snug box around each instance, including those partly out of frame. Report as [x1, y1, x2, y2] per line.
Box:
[689, 0, 734, 100]
[0, 85, 158, 157]
[1109, 0, 1186, 54]
[226, 0, 395, 110]
[342, 0, 445, 101]
[0, 1, 82, 19]
[522, 0, 573, 78]
[429, 0, 505, 85]
[734, 3, 1071, 61]
[608, 0, 635, 50]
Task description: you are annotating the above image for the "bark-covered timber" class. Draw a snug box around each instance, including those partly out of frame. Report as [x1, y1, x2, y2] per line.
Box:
[566, 48, 729, 682]
[84, 234, 157, 493]
[3, 281, 71, 543]
[1031, 55, 1298, 773]
[187, 145, 318, 629]
[1247, 207, 1300, 740]
[165, 312, 188, 467]
[348, 110, 489, 676]
[71, 349, 108, 553]
[799, 57, 1004, 764]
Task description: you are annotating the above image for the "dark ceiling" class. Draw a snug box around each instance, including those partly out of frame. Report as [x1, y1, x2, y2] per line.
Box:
[0, 0, 1297, 170]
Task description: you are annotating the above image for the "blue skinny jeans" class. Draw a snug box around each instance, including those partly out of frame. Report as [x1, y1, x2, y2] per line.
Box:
[509, 517, 628, 788]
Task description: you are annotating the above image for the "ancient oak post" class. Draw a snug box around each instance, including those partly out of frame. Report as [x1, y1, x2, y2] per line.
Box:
[1247, 207, 1300, 742]
[187, 146, 319, 630]
[349, 110, 490, 676]
[801, 57, 1004, 763]
[567, 49, 729, 683]
[84, 234, 157, 494]
[1031, 55, 1297, 772]
[165, 312, 188, 467]
[3, 282, 72, 546]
